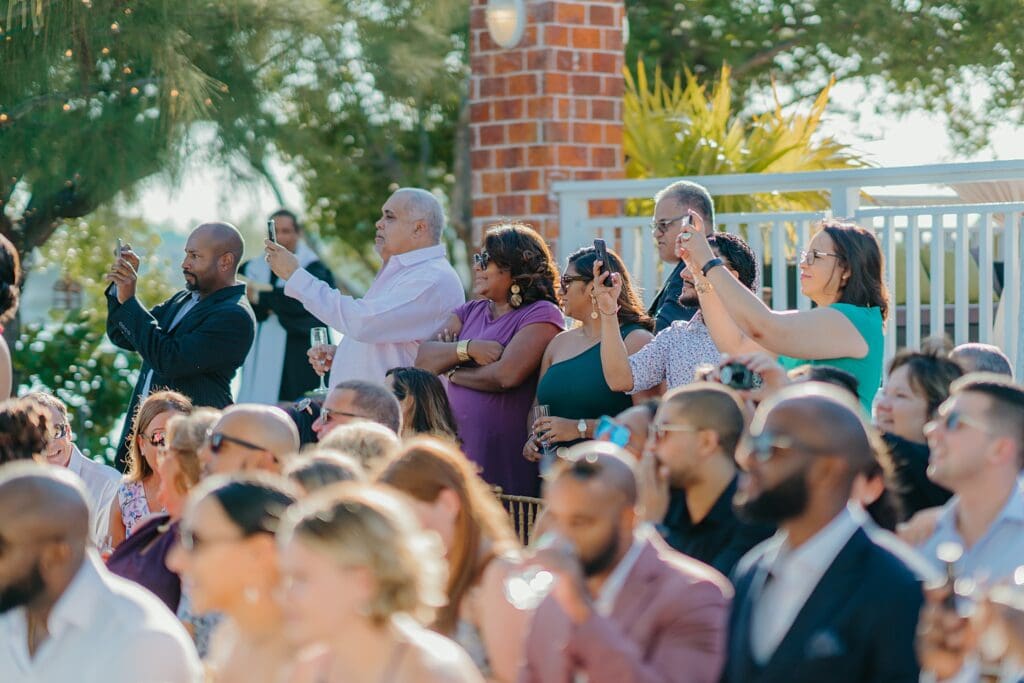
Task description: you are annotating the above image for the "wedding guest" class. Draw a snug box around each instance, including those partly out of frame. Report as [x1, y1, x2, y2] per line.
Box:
[0, 397, 49, 463]
[285, 451, 366, 493]
[386, 367, 460, 441]
[316, 421, 400, 475]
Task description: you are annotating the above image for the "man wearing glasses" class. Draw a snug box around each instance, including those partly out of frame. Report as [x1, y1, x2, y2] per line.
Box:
[23, 392, 120, 546]
[722, 383, 923, 683]
[199, 404, 300, 476]
[311, 380, 402, 440]
[646, 180, 716, 332]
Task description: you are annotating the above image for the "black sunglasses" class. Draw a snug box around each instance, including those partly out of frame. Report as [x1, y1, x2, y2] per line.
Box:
[473, 251, 491, 270]
[560, 274, 589, 289]
[205, 430, 267, 454]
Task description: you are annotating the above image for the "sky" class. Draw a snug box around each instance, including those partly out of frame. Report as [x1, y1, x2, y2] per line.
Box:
[125, 79, 1024, 234]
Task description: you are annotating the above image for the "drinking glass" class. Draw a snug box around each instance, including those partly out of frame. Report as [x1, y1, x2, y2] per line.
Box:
[310, 327, 330, 395]
[503, 531, 574, 610]
[530, 404, 558, 475]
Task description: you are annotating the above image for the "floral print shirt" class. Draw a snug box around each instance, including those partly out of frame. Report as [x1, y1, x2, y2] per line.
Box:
[627, 312, 721, 392]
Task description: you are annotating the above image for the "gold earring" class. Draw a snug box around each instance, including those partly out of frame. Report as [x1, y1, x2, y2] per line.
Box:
[510, 284, 523, 308]
[590, 295, 599, 319]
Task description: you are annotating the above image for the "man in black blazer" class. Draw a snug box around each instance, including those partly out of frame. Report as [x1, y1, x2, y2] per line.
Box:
[721, 383, 923, 683]
[105, 222, 255, 469]
[646, 180, 715, 331]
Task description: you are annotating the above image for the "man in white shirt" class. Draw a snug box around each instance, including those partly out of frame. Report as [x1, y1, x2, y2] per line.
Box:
[722, 383, 923, 683]
[264, 187, 465, 386]
[23, 392, 120, 546]
[0, 462, 201, 682]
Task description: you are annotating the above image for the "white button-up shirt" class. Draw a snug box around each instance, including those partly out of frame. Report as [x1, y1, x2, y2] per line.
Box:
[284, 244, 465, 385]
[627, 312, 720, 393]
[750, 506, 861, 664]
[66, 446, 121, 545]
[0, 553, 202, 683]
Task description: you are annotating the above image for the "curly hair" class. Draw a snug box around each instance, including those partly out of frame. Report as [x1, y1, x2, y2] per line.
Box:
[0, 234, 21, 327]
[482, 222, 560, 307]
[0, 398, 50, 464]
[566, 246, 654, 331]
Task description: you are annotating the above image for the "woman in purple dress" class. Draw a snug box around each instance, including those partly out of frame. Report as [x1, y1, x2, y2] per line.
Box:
[417, 223, 563, 496]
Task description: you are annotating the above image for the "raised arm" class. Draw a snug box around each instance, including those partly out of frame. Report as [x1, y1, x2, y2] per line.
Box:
[450, 323, 560, 393]
[593, 267, 636, 393]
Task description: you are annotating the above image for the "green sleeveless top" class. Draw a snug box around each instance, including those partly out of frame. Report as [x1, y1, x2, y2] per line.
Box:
[536, 324, 646, 434]
[778, 303, 884, 413]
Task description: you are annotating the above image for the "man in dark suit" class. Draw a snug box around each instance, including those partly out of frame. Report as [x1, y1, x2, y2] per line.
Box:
[106, 222, 255, 469]
[722, 383, 923, 683]
[646, 180, 715, 332]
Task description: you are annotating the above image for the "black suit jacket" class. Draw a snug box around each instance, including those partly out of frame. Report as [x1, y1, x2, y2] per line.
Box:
[647, 261, 697, 332]
[106, 283, 256, 468]
[722, 526, 923, 683]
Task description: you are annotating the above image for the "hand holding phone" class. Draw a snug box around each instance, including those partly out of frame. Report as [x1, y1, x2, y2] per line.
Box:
[267, 218, 278, 243]
[593, 239, 614, 284]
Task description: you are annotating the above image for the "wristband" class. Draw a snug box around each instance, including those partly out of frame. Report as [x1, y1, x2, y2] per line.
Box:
[456, 339, 471, 363]
[701, 258, 724, 278]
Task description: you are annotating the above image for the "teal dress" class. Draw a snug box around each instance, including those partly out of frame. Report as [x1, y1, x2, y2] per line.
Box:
[536, 324, 646, 446]
[779, 303, 884, 412]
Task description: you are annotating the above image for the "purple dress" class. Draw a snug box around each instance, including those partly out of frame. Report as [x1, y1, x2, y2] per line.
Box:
[449, 299, 564, 496]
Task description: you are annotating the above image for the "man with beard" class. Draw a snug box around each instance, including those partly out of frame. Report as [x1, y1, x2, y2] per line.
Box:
[639, 383, 774, 577]
[721, 383, 923, 683]
[519, 441, 732, 683]
[597, 232, 757, 394]
[106, 222, 256, 469]
[0, 462, 200, 681]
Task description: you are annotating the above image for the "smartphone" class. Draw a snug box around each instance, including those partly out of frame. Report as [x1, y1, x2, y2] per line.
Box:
[114, 237, 123, 259]
[267, 218, 277, 243]
[593, 238, 614, 283]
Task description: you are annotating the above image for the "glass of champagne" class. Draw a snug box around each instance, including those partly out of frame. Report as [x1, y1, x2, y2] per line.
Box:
[310, 327, 330, 396]
[503, 531, 576, 610]
[530, 405, 558, 475]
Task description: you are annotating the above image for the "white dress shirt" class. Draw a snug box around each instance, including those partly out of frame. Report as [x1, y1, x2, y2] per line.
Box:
[0, 552, 202, 683]
[750, 506, 861, 664]
[66, 446, 121, 545]
[284, 244, 465, 385]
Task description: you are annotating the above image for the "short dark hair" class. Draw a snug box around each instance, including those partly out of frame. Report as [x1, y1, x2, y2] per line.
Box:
[788, 365, 861, 401]
[654, 180, 716, 229]
[482, 222, 560, 308]
[270, 209, 301, 232]
[887, 350, 964, 418]
[708, 232, 757, 291]
[662, 383, 747, 457]
[0, 233, 21, 326]
[333, 380, 402, 434]
[951, 374, 1024, 462]
[202, 474, 298, 537]
[567, 245, 654, 331]
[0, 398, 50, 464]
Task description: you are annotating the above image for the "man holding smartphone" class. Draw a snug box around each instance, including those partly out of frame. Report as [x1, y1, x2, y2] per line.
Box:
[647, 180, 716, 332]
[237, 210, 335, 403]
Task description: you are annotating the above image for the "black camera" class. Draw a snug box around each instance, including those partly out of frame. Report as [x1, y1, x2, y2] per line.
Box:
[719, 362, 763, 391]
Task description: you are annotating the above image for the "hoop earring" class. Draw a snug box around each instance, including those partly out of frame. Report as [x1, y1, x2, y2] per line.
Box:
[510, 284, 523, 308]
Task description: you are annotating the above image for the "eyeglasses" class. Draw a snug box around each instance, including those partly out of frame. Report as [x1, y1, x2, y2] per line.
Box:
[141, 430, 166, 447]
[204, 430, 267, 454]
[742, 431, 833, 463]
[650, 214, 692, 235]
[560, 274, 589, 290]
[595, 416, 631, 448]
[925, 408, 993, 435]
[178, 527, 244, 553]
[472, 251, 491, 270]
[51, 423, 70, 441]
[318, 407, 368, 425]
[799, 249, 842, 266]
[648, 422, 700, 442]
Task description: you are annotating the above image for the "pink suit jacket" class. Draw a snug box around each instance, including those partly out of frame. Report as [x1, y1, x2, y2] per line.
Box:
[517, 534, 733, 683]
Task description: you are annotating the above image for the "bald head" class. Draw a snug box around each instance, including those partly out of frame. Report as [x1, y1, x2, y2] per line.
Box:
[201, 405, 300, 476]
[0, 462, 90, 550]
[183, 222, 245, 295]
[550, 441, 639, 506]
[393, 188, 444, 243]
[193, 222, 244, 270]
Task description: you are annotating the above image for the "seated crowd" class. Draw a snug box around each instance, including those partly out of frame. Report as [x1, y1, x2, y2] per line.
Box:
[0, 180, 1022, 683]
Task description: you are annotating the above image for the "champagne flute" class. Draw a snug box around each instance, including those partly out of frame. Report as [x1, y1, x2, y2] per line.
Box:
[530, 405, 558, 475]
[310, 327, 330, 395]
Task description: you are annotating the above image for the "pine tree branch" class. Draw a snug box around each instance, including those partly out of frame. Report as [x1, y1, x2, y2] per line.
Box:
[1, 77, 160, 124]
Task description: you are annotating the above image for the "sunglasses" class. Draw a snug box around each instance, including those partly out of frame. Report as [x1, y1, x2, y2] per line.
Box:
[318, 407, 368, 425]
[799, 249, 841, 266]
[648, 422, 700, 442]
[205, 430, 266, 453]
[650, 214, 692, 235]
[472, 251, 491, 270]
[560, 274, 589, 290]
[926, 408, 992, 435]
[743, 431, 833, 463]
[595, 416, 630, 448]
[141, 430, 166, 447]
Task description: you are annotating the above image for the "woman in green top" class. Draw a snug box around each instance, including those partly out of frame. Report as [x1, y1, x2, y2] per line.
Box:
[675, 215, 889, 411]
[526, 246, 656, 459]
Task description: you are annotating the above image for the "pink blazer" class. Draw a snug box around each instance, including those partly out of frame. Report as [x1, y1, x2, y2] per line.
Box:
[517, 535, 733, 683]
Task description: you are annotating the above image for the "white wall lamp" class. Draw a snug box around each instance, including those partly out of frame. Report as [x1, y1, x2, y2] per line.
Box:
[485, 0, 527, 49]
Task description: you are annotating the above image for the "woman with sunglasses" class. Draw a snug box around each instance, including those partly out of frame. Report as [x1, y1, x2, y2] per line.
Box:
[527, 246, 655, 459]
[167, 474, 298, 681]
[109, 390, 193, 547]
[107, 409, 217, 611]
[674, 215, 889, 412]
[416, 222, 563, 497]
[385, 367, 460, 442]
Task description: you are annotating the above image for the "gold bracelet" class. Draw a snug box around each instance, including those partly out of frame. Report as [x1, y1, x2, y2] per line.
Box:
[598, 305, 621, 316]
[456, 339, 471, 363]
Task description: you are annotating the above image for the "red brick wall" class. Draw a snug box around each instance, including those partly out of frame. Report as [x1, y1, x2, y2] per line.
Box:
[469, 0, 626, 245]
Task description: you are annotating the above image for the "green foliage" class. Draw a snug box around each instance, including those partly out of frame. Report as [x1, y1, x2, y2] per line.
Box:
[13, 209, 176, 463]
[625, 0, 1024, 154]
[624, 62, 868, 215]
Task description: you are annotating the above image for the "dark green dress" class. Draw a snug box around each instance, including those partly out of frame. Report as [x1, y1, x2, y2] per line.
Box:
[535, 324, 645, 446]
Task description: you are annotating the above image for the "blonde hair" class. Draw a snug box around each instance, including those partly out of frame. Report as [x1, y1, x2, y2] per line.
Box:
[164, 409, 220, 495]
[280, 483, 446, 626]
[317, 422, 399, 475]
[125, 391, 192, 483]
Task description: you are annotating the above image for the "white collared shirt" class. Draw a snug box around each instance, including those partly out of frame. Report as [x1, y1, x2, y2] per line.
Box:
[0, 553, 201, 683]
[284, 244, 465, 385]
[66, 446, 121, 545]
[750, 506, 861, 664]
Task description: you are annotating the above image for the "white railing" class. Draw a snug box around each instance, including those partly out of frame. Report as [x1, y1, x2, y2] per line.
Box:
[553, 160, 1024, 377]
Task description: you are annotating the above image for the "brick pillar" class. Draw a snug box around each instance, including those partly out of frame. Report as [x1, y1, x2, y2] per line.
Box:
[469, 0, 626, 246]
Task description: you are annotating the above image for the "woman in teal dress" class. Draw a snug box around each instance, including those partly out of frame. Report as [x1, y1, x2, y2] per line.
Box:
[674, 216, 889, 412]
[527, 246, 656, 458]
